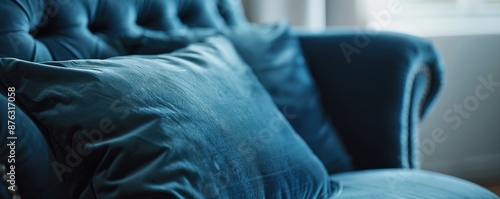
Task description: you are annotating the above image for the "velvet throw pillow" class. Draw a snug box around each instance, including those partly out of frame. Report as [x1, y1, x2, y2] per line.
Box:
[129, 22, 353, 173]
[0, 36, 335, 198]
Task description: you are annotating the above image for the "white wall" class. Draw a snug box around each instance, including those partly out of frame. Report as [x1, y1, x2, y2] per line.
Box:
[420, 34, 500, 183]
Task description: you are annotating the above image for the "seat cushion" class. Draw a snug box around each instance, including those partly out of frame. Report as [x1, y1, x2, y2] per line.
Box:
[0, 36, 335, 199]
[330, 169, 499, 199]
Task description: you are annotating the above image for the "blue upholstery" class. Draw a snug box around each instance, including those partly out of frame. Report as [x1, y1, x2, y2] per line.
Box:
[1, 0, 354, 174]
[89, 21, 356, 174]
[331, 169, 498, 199]
[298, 30, 443, 170]
[0, 0, 247, 61]
[0, 36, 336, 198]
[0, 0, 498, 198]
[221, 23, 353, 173]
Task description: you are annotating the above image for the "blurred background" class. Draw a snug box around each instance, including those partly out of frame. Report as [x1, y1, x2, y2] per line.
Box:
[242, 0, 500, 193]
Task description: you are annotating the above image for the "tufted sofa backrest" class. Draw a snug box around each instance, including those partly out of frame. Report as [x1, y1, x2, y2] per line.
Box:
[0, 0, 247, 62]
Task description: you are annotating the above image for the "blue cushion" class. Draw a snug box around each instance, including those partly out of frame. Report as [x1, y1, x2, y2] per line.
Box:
[225, 22, 352, 173]
[0, 93, 69, 199]
[0, 36, 336, 198]
[126, 22, 353, 174]
[330, 169, 499, 199]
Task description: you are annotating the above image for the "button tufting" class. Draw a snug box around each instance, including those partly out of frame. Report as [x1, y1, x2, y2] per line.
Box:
[0, 0, 247, 61]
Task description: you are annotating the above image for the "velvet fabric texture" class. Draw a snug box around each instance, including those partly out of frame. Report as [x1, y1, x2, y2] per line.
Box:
[0, 0, 247, 61]
[0, 0, 351, 173]
[224, 23, 352, 173]
[0, 36, 336, 199]
[132, 22, 354, 173]
[1, 0, 498, 198]
[297, 31, 444, 169]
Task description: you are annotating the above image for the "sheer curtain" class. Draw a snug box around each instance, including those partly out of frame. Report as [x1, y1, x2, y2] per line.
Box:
[241, 0, 370, 29]
[242, 0, 500, 32]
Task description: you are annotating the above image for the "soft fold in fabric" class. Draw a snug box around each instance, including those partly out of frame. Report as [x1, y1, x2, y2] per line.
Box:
[0, 36, 335, 199]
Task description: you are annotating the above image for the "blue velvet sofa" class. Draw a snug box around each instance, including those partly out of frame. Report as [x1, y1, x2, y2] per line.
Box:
[0, 0, 498, 198]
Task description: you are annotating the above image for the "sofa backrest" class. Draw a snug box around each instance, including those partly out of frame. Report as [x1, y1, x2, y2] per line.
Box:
[0, 0, 247, 62]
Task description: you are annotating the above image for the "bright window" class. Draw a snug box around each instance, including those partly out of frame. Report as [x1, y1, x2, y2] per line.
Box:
[397, 0, 500, 18]
[374, 0, 500, 36]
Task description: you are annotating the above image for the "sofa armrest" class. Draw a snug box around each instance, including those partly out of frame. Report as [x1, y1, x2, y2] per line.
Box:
[296, 30, 444, 170]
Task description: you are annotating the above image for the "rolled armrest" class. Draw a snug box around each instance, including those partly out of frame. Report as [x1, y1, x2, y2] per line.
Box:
[296, 30, 444, 170]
